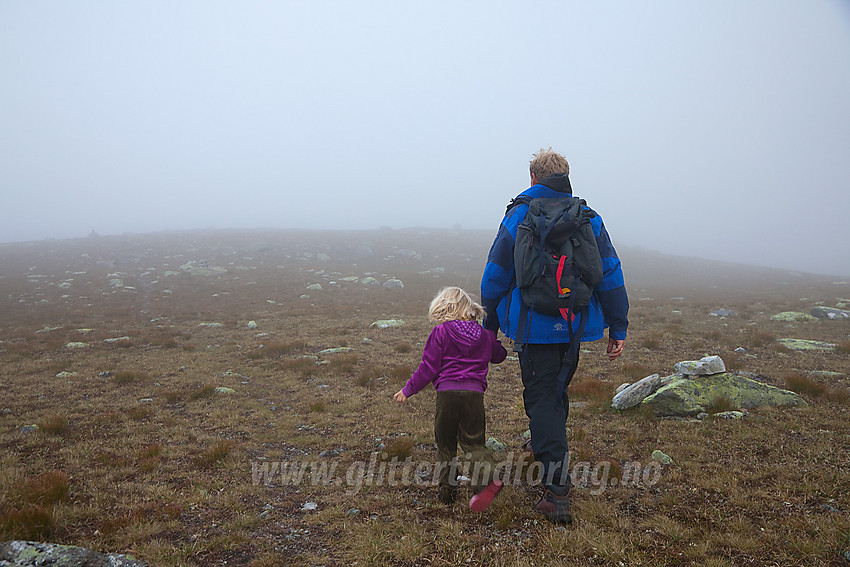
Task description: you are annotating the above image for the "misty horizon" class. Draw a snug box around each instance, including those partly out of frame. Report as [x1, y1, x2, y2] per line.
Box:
[2, 2, 849, 276]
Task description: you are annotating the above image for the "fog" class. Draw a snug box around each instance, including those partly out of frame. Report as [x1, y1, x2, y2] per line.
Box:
[2, 1, 849, 276]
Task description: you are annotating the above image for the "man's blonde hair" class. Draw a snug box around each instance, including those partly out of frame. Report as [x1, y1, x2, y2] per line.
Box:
[529, 147, 570, 180]
[428, 286, 486, 323]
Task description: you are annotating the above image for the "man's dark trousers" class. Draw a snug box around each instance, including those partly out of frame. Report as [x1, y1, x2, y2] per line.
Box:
[519, 343, 579, 491]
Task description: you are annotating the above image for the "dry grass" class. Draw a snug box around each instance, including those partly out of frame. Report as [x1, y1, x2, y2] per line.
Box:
[0, 228, 848, 566]
[113, 370, 150, 385]
[36, 414, 68, 435]
[195, 440, 235, 468]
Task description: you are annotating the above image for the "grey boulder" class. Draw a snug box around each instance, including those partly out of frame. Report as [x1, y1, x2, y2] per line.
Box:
[0, 541, 146, 566]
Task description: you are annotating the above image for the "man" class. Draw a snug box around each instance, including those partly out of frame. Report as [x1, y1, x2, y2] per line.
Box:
[481, 148, 629, 524]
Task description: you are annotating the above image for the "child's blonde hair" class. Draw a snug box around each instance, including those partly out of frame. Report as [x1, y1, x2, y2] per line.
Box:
[428, 286, 486, 323]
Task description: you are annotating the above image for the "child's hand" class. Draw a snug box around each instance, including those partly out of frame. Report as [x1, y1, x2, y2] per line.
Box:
[393, 389, 408, 404]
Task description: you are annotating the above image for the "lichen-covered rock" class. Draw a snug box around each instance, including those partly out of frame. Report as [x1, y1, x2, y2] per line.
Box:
[486, 437, 507, 453]
[64, 342, 89, 349]
[306, 283, 323, 291]
[651, 450, 673, 465]
[247, 320, 258, 329]
[777, 338, 836, 351]
[215, 387, 235, 395]
[0, 540, 147, 566]
[770, 311, 817, 322]
[641, 372, 807, 417]
[712, 410, 745, 419]
[674, 355, 726, 376]
[178, 262, 227, 277]
[360, 277, 381, 286]
[811, 306, 850, 320]
[382, 278, 404, 289]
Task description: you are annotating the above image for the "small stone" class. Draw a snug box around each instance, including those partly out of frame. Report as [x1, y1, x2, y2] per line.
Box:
[347, 508, 361, 517]
[712, 410, 744, 419]
[318, 347, 354, 354]
[198, 322, 223, 328]
[306, 283, 323, 291]
[651, 450, 673, 465]
[247, 320, 258, 329]
[55, 371, 78, 378]
[362, 337, 373, 344]
[370, 319, 405, 328]
[696, 412, 709, 420]
[20, 424, 39, 433]
[65, 342, 89, 349]
[215, 387, 235, 395]
[709, 309, 736, 317]
[734, 347, 747, 353]
[103, 336, 131, 343]
[301, 502, 318, 511]
[674, 355, 726, 376]
[612, 374, 662, 409]
[382, 278, 404, 289]
[486, 437, 507, 453]
[360, 277, 381, 286]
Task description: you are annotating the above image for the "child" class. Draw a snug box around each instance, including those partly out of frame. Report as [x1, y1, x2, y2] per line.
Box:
[393, 286, 508, 511]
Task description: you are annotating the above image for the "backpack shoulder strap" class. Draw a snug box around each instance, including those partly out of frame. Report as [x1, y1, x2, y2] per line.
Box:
[505, 194, 533, 216]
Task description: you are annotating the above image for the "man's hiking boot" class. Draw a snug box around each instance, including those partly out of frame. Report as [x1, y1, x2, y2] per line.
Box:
[438, 485, 457, 505]
[469, 479, 503, 512]
[534, 487, 572, 524]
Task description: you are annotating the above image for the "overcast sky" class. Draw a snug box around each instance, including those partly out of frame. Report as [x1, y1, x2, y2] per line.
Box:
[2, 1, 849, 276]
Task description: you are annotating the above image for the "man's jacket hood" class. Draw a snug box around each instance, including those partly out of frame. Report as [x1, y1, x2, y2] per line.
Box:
[538, 173, 572, 194]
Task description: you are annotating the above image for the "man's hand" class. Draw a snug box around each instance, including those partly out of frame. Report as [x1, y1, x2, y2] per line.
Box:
[393, 389, 408, 404]
[607, 338, 625, 361]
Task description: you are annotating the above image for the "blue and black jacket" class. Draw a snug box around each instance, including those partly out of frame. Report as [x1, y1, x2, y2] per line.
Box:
[480, 173, 629, 344]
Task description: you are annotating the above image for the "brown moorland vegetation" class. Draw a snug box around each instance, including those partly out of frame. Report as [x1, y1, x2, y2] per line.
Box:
[0, 228, 848, 566]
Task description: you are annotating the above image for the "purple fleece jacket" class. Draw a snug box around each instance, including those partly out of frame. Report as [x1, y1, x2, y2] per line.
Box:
[401, 320, 508, 397]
